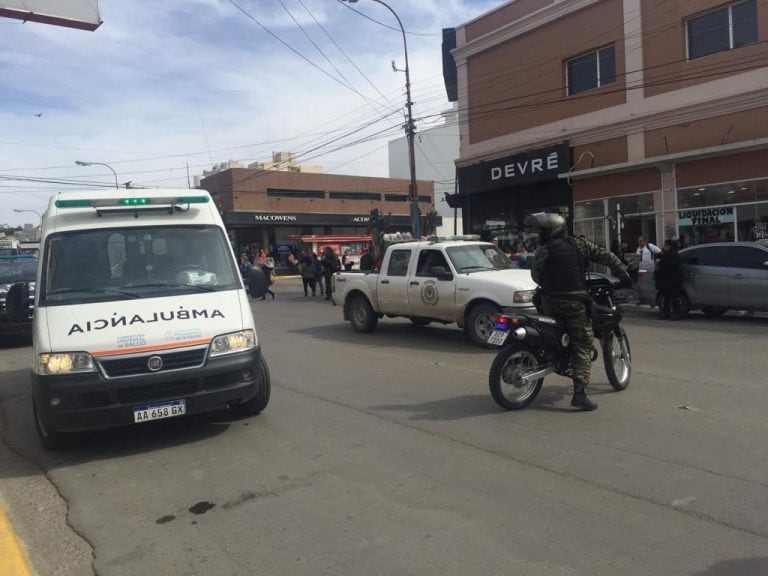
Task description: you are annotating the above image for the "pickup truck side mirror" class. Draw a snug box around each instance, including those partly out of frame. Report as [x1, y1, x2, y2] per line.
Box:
[5, 282, 31, 322]
[247, 266, 268, 299]
[431, 266, 453, 281]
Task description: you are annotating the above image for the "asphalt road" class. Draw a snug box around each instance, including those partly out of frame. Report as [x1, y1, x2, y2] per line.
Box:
[1, 279, 767, 576]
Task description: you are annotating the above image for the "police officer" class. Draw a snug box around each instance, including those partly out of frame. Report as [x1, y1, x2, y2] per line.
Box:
[525, 212, 632, 411]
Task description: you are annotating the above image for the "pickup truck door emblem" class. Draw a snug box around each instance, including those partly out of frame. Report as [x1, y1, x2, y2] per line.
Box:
[421, 280, 439, 305]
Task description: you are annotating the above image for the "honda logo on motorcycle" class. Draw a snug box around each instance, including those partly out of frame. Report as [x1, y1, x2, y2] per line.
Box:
[147, 355, 163, 372]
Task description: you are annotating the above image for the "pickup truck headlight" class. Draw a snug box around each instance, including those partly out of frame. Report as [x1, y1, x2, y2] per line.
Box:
[209, 329, 256, 357]
[37, 352, 95, 375]
[513, 289, 536, 304]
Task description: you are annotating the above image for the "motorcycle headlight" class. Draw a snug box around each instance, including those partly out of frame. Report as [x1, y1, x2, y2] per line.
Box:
[209, 329, 256, 357]
[513, 289, 535, 304]
[37, 352, 95, 375]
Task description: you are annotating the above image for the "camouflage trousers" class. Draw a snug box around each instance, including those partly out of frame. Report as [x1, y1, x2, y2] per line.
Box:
[542, 295, 594, 389]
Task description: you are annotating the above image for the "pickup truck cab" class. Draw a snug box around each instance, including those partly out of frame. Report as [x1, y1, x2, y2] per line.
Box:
[6, 189, 272, 449]
[334, 237, 537, 346]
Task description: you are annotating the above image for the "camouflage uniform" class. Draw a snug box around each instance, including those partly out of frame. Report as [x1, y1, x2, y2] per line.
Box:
[531, 237, 629, 391]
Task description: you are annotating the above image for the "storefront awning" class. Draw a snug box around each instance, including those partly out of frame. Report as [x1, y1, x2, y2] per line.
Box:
[562, 137, 768, 181]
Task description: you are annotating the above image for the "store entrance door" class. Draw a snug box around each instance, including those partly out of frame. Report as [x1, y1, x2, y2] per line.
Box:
[618, 214, 657, 250]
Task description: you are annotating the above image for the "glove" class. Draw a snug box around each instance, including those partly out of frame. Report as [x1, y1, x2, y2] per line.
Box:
[619, 276, 633, 289]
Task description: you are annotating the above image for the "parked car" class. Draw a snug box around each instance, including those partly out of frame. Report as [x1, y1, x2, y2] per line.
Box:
[636, 242, 768, 316]
[0, 255, 36, 335]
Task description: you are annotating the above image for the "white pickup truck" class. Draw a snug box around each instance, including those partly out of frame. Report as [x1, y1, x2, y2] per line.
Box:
[333, 238, 537, 346]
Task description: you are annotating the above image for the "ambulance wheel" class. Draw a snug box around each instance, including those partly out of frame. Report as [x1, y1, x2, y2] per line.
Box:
[33, 397, 68, 451]
[231, 356, 271, 416]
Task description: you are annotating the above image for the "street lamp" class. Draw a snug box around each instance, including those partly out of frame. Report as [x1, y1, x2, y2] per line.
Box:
[75, 160, 119, 189]
[340, 0, 421, 238]
[13, 208, 43, 240]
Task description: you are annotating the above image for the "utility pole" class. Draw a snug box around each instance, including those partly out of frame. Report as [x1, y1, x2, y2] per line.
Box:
[341, 0, 420, 237]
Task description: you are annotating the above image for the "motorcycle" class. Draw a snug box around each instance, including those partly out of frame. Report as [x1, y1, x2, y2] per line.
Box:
[488, 274, 632, 410]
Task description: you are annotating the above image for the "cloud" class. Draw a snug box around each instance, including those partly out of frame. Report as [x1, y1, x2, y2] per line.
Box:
[0, 0, 491, 225]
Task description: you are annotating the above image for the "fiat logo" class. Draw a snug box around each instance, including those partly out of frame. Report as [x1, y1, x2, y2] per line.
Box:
[147, 355, 163, 372]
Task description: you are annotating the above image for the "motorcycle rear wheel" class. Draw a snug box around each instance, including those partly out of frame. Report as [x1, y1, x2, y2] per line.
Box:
[602, 326, 631, 390]
[489, 344, 544, 410]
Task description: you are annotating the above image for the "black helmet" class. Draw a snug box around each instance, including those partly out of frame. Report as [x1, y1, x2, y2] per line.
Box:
[524, 212, 567, 241]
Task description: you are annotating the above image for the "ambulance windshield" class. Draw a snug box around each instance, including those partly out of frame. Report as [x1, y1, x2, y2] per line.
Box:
[40, 225, 241, 305]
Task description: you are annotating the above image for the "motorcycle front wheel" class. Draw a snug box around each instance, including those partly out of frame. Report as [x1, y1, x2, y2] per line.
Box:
[602, 326, 631, 390]
[489, 344, 544, 410]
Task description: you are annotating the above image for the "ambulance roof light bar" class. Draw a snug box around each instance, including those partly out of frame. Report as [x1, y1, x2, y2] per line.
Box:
[55, 195, 209, 209]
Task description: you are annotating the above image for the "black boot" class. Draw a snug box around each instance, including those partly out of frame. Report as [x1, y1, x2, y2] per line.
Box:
[571, 385, 598, 411]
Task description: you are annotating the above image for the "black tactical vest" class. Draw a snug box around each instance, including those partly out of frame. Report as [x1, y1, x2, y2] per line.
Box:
[541, 237, 587, 294]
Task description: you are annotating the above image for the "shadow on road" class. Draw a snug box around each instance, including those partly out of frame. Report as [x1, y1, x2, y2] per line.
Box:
[370, 394, 499, 421]
[0, 334, 33, 349]
[689, 557, 768, 575]
[0, 365, 235, 475]
[290, 321, 494, 356]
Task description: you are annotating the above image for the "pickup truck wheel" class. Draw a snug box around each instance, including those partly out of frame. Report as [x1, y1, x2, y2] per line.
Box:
[467, 303, 500, 347]
[349, 295, 378, 333]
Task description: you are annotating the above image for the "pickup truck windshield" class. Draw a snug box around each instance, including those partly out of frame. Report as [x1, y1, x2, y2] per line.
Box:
[446, 244, 516, 273]
[40, 225, 241, 305]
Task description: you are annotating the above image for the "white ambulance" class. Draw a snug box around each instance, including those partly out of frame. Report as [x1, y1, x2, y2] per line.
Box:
[15, 189, 270, 449]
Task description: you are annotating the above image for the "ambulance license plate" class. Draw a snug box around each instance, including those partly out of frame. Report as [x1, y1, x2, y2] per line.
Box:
[134, 399, 186, 423]
[487, 330, 509, 346]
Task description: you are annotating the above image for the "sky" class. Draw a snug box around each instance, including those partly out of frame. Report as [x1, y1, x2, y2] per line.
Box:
[0, 0, 499, 227]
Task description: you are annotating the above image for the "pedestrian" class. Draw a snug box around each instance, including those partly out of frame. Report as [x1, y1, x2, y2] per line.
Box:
[359, 248, 374, 272]
[287, 249, 299, 272]
[342, 249, 353, 271]
[636, 237, 661, 265]
[654, 239, 685, 320]
[312, 252, 324, 296]
[258, 256, 275, 300]
[526, 212, 631, 411]
[321, 246, 341, 301]
[299, 254, 317, 296]
[256, 248, 267, 266]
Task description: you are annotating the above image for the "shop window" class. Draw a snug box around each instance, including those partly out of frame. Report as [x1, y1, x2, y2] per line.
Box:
[737, 202, 768, 241]
[566, 45, 616, 96]
[607, 193, 654, 216]
[575, 200, 604, 220]
[686, 0, 757, 60]
[679, 179, 768, 209]
[329, 192, 381, 201]
[267, 188, 324, 199]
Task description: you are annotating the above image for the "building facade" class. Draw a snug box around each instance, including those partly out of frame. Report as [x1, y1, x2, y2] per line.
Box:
[199, 168, 434, 268]
[446, 0, 768, 250]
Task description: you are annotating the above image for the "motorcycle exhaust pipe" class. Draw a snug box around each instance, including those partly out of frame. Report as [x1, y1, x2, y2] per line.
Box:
[521, 365, 555, 385]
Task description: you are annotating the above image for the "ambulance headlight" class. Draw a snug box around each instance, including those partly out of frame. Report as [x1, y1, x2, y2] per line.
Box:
[37, 352, 95, 375]
[209, 329, 256, 357]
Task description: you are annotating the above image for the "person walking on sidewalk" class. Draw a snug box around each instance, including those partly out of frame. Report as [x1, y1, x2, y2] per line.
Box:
[321, 246, 341, 301]
[655, 240, 684, 320]
[312, 252, 325, 296]
[299, 254, 317, 296]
